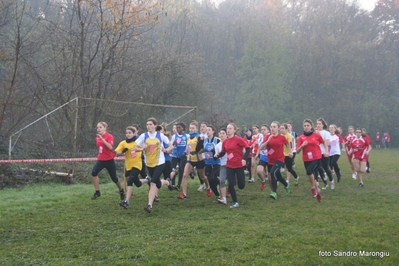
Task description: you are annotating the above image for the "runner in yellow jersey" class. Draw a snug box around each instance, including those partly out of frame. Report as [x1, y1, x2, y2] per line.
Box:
[135, 118, 173, 213]
[178, 121, 210, 199]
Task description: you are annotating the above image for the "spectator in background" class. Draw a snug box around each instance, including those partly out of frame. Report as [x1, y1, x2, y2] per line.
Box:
[375, 132, 381, 149]
[384, 133, 390, 149]
[382, 133, 386, 149]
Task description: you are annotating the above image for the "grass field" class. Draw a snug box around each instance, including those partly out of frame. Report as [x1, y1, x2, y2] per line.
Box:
[1, 149, 398, 265]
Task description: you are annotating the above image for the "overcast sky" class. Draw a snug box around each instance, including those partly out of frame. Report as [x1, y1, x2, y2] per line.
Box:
[210, 0, 378, 11]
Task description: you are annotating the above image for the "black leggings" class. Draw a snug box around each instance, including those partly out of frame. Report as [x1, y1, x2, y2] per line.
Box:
[140, 159, 147, 178]
[226, 167, 246, 203]
[268, 161, 288, 192]
[304, 160, 321, 178]
[321, 155, 333, 182]
[329, 155, 341, 178]
[284, 156, 298, 179]
[171, 157, 187, 187]
[127, 167, 144, 187]
[162, 160, 172, 180]
[147, 164, 165, 189]
[246, 157, 252, 179]
[205, 164, 220, 196]
[91, 160, 118, 183]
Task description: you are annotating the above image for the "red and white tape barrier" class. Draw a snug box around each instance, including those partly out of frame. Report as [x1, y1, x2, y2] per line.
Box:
[0, 157, 126, 164]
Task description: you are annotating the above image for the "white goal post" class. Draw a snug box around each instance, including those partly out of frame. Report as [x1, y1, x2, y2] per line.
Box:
[8, 97, 197, 161]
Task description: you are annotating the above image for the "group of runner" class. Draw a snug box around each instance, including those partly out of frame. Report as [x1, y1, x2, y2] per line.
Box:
[90, 117, 372, 212]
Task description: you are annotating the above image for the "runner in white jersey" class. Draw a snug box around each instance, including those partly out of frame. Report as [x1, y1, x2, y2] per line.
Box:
[216, 128, 228, 205]
[329, 124, 343, 183]
[196, 121, 209, 192]
[286, 121, 299, 185]
[316, 118, 334, 190]
[249, 125, 261, 182]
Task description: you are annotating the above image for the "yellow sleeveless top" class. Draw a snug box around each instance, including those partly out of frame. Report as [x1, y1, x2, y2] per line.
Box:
[145, 136, 161, 167]
[187, 137, 203, 162]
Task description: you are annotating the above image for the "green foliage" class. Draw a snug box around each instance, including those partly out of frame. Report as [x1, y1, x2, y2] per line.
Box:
[236, 30, 292, 124]
[1, 149, 399, 265]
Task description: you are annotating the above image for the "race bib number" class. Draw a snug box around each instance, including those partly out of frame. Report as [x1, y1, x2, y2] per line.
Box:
[131, 150, 136, 158]
[176, 138, 181, 144]
[268, 149, 274, 155]
[149, 145, 155, 152]
[307, 152, 313, 160]
[205, 152, 212, 160]
[227, 153, 234, 160]
[99, 146, 103, 153]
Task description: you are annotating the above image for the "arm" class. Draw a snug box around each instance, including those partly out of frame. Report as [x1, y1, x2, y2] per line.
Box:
[242, 147, 250, 166]
[98, 134, 113, 150]
[296, 139, 307, 154]
[259, 136, 271, 151]
[323, 141, 329, 157]
[285, 142, 293, 157]
[195, 137, 204, 153]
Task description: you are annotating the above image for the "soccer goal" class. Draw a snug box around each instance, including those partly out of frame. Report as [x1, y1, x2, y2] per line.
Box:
[7, 97, 197, 161]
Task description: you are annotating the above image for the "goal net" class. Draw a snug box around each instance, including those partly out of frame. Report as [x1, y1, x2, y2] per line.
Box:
[7, 97, 197, 161]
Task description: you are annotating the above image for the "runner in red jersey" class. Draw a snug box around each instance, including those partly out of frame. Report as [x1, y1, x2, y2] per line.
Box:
[362, 128, 372, 173]
[348, 128, 371, 187]
[343, 126, 357, 179]
[215, 123, 250, 208]
[259, 121, 291, 200]
[91, 122, 125, 201]
[375, 131, 381, 149]
[296, 119, 327, 202]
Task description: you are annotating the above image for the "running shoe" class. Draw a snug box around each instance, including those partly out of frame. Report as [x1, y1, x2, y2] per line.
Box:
[270, 192, 277, 200]
[217, 197, 227, 205]
[248, 178, 255, 183]
[230, 202, 239, 208]
[145, 176, 151, 184]
[322, 184, 329, 190]
[352, 172, 357, 180]
[91, 191, 101, 200]
[294, 177, 299, 186]
[285, 183, 290, 196]
[119, 201, 129, 209]
[330, 181, 335, 190]
[316, 193, 322, 202]
[260, 182, 266, 190]
[154, 196, 159, 202]
[120, 189, 125, 200]
[173, 185, 180, 191]
[144, 204, 152, 213]
[207, 188, 212, 197]
[358, 183, 364, 187]
[366, 167, 370, 173]
[311, 188, 317, 198]
[197, 184, 205, 192]
[166, 178, 173, 191]
[178, 193, 187, 199]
